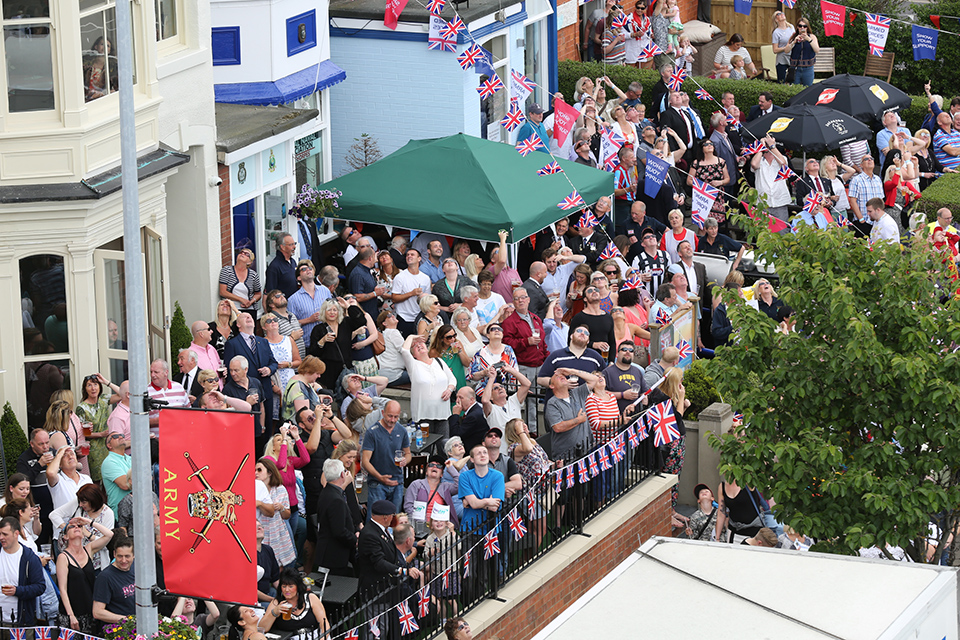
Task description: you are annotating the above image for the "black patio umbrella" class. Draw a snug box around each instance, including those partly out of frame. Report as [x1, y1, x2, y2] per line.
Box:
[742, 104, 873, 153]
[783, 73, 912, 125]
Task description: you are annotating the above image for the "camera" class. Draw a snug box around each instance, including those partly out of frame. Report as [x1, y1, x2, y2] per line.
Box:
[208, 176, 223, 187]
[493, 361, 505, 370]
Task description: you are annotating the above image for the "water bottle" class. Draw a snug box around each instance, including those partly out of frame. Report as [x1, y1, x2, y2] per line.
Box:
[416, 428, 423, 448]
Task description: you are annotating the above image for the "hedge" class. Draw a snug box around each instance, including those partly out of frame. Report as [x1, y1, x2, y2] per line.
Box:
[914, 172, 960, 218]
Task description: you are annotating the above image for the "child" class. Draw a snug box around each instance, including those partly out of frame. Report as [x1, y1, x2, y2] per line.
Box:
[424, 511, 460, 619]
[662, 0, 683, 53]
[729, 55, 747, 80]
[674, 35, 697, 74]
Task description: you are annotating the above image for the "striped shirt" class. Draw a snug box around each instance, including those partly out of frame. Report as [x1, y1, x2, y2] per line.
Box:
[585, 393, 621, 443]
[847, 172, 884, 217]
[272, 308, 305, 358]
[147, 381, 190, 437]
[934, 128, 960, 171]
[218, 266, 261, 311]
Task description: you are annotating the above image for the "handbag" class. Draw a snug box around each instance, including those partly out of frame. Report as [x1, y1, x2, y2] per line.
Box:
[371, 330, 386, 356]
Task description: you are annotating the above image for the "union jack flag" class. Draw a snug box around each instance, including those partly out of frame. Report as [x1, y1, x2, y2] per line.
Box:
[866, 13, 890, 56]
[691, 209, 707, 230]
[676, 339, 692, 361]
[537, 161, 563, 176]
[440, 15, 464, 37]
[508, 508, 528, 540]
[732, 411, 744, 426]
[599, 241, 622, 261]
[442, 567, 451, 589]
[463, 551, 471, 577]
[457, 44, 484, 69]
[397, 600, 420, 635]
[597, 447, 611, 471]
[740, 139, 765, 158]
[576, 210, 598, 228]
[636, 420, 650, 441]
[604, 155, 620, 172]
[639, 41, 664, 60]
[609, 436, 625, 463]
[516, 134, 545, 157]
[10, 630, 24, 640]
[725, 112, 741, 130]
[775, 166, 795, 182]
[655, 305, 672, 326]
[611, 11, 630, 28]
[666, 68, 687, 91]
[501, 105, 526, 132]
[605, 129, 627, 147]
[647, 399, 681, 447]
[418, 586, 431, 618]
[802, 191, 827, 214]
[621, 274, 642, 291]
[782, 0, 795, 7]
[346, 628, 360, 640]
[427, 0, 444, 13]
[588, 452, 599, 476]
[370, 615, 382, 639]
[627, 424, 640, 447]
[35, 629, 52, 640]
[59, 631, 76, 640]
[483, 531, 500, 559]
[559, 191, 586, 211]
[511, 69, 535, 94]
[477, 76, 504, 98]
[428, 33, 457, 52]
[837, 214, 850, 227]
[566, 464, 575, 488]
[577, 459, 589, 483]
[555, 468, 564, 492]
[527, 490, 537, 513]
[694, 88, 712, 101]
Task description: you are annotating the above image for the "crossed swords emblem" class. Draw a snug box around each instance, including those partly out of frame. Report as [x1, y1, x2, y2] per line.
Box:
[184, 451, 252, 562]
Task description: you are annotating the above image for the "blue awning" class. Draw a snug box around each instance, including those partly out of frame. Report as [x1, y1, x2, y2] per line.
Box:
[215, 60, 347, 106]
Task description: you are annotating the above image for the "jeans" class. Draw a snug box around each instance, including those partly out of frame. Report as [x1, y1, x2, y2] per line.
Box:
[366, 481, 404, 516]
[776, 63, 790, 83]
[793, 65, 814, 86]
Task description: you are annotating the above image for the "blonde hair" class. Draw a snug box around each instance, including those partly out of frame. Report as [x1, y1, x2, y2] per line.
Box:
[465, 254, 482, 280]
[730, 55, 744, 67]
[50, 389, 75, 411]
[44, 400, 72, 433]
[819, 155, 839, 180]
[504, 418, 524, 445]
[659, 367, 685, 409]
[259, 312, 278, 329]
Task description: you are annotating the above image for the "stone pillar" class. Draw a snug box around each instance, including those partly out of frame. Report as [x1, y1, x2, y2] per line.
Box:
[696, 402, 732, 499]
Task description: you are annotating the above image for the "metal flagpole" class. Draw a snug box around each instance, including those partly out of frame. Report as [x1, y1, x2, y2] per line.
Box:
[114, 0, 159, 635]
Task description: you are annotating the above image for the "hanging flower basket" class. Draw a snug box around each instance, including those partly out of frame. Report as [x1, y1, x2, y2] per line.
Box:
[292, 184, 342, 220]
[103, 615, 200, 640]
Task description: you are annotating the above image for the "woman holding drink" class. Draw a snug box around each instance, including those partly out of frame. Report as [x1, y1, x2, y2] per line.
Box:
[261, 568, 329, 635]
[75, 373, 120, 482]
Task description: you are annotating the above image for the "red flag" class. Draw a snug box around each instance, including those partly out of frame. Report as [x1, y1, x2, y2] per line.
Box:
[743, 200, 789, 233]
[821, 0, 846, 36]
[552, 99, 580, 147]
[160, 408, 256, 603]
[384, 0, 409, 30]
[931, 14, 941, 30]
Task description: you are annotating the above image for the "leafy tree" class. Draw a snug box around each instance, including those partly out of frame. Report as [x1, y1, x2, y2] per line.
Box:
[169, 301, 191, 376]
[344, 134, 383, 173]
[0, 402, 27, 491]
[708, 191, 960, 562]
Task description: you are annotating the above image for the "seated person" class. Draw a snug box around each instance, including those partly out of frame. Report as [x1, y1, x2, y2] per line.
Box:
[698, 218, 745, 271]
[92, 536, 136, 625]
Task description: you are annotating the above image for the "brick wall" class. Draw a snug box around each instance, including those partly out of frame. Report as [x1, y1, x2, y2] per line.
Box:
[680, 0, 697, 24]
[557, 0, 580, 62]
[218, 163, 232, 267]
[477, 486, 673, 640]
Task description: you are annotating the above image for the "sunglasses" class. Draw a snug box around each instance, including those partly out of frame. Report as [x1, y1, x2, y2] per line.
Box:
[604, 270, 618, 275]
[263, 318, 278, 324]
[202, 378, 218, 383]
[619, 346, 635, 352]
[427, 462, 444, 469]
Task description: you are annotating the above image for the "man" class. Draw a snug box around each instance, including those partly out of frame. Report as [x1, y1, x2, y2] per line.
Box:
[929, 207, 958, 235]
[571, 287, 616, 362]
[107, 319, 128, 383]
[658, 91, 698, 163]
[341, 225, 362, 265]
[713, 92, 745, 126]
[515, 103, 549, 152]
[348, 247, 387, 320]
[295, 403, 335, 572]
[256, 521, 280, 602]
[535, 216, 572, 258]
[650, 63, 674, 119]
[794, 158, 834, 209]
[265, 233, 299, 297]
[649, 283, 691, 329]
[107, 382, 132, 451]
[481, 427, 523, 498]
[521, 262, 550, 319]
[613, 147, 638, 225]
[287, 261, 332, 352]
[344, 235, 376, 277]
[392, 248, 431, 336]
[223, 354, 265, 445]
[223, 313, 278, 429]
[644, 345, 679, 386]
[876, 111, 911, 166]
[315, 458, 357, 574]
[459, 285, 481, 329]
[0, 517, 44, 625]
[627, 228, 670, 300]
[392, 524, 421, 599]
[357, 500, 421, 593]
[361, 400, 410, 511]
[264, 290, 305, 357]
[175, 348, 203, 401]
[675, 240, 708, 300]
[933, 112, 960, 172]
[189, 321, 222, 380]
[457, 444, 505, 532]
[502, 288, 546, 423]
[15, 430, 53, 542]
[544, 369, 597, 459]
[537, 324, 604, 402]
[747, 92, 778, 122]
[680, 92, 706, 139]
[147, 359, 190, 437]
[541, 247, 585, 299]
[197, 389, 251, 412]
[481, 368, 531, 446]
[621, 81, 643, 110]
[570, 215, 604, 265]
[410, 231, 450, 263]
[419, 240, 445, 284]
[699, 218, 745, 271]
[867, 197, 900, 244]
[622, 201, 666, 244]
[847, 155, 884, 224]
[750, 135, 792, 222]
[603, 343, 649, 412]
[449, 387, 490, 453]
[101, 432, 133, 512]
[319, 265, 341, 298]
[592, 196, 616, 241]
[388, 235, 409, 271]
[93, 537, 136, 624]
[709, 112, 741, 202]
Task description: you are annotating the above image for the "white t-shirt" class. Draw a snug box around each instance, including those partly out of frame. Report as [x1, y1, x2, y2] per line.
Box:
[870, 214, 899, 244]
[755, 156, 793, 208]
[476, 293, 507, 325]
[485, 395, 522, 456]
[255, 479, 272, 504]
[0, 546, 22, 614]
[392, 269, 432, 322]
[50, 471, 93, 512]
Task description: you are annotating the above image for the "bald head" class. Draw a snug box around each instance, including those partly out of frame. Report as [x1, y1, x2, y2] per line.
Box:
[119, 381, 131, 405]
[529, 262, 547, 283]
[661, 346, 680, 367]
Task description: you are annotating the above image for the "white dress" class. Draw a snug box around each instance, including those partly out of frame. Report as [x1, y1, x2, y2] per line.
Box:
[268, 336, 295, 419]
[400, 351, 456, 420]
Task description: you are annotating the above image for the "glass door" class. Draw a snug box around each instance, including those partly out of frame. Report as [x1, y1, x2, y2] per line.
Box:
[94, 249, 130, 383]
[143, 227, 167, 362]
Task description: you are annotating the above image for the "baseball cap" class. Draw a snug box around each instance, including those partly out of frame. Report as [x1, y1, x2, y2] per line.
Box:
[528, 103, 545, 115]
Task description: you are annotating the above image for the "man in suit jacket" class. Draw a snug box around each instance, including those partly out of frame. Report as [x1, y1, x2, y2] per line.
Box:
[746, 92, 780, 122]
[658, 91, 698, 166]
[674, 241, 710, 303]
[356, 501, 421, 595]
[521, 262, 550, 319]
[174, 348, 204, 402]
[449, 388, 491, 452]
[222, 312, 278, 432]
[315, 459, 356, 575]
[794, 157, 834, 208]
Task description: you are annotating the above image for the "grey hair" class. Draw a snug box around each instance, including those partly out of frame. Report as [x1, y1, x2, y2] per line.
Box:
[460, 285, 478, 298]
[230, 355, 249, 370]
[276, 232, 293, 249]
[151, 358, 170, 372]
[178, 348, 198, 364]
[628, 81, 642, 94]
[359, 235, 378, 251]
[323, 458, 345, 482]
[444, 436, 463, 455]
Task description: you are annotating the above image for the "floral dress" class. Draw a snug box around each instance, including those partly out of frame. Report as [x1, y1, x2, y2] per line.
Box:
[268, 337, 294, 420]
[692, 159, 728, 223]
[75, 396, 111, 481]
[258, 484, 296, 566]
[508, 441, 551, 518]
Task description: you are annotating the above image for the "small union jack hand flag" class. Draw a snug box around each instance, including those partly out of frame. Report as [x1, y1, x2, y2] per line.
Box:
[457, 43, 484, 69]
[418, 586, 431, 618]
[483, 532, 500, 559]
[577, 459, 589, 484]
[537, 161, 563, 176]
[427, 0, 445, 13]
[621, 274, 642, 291]
[603, 154, 620, 172]
[516, 134, 545, 157]
[565, 464, 575, 488]
[639, 42, 664, 60]
[666, 68, 687, 91]
[346, 628, 360, 640]
[442, 567, 451, 589]
[370, 615, 382, 639]
[508, 508, 528, 540]
[740, 139, 765, 158]
[775, 165, 795, 182]
[559, 191, 586, 211]
[782, 0, 795, 6]
[837, 214, 850, 227]
[802, 191, 826, 215]
[527, 490, 537, 513]
[599, 241, 622, 261]
[576, 210, 598, 228]
[477, 76, 504, 98]
[725, 112, 741, 130]
[397, 601, 420, 635]
[655, 305, 672, 326]
[694, 88, 712, 101]
[463, 551, 471, 577]
[555, 468, 564, 492]
[647, 399, 681, 447]
[732, 411, 744, 426]
[611, 11, 629, 28]
[440, 15, 464, 37]
[597, 447, 612, 471]
[691, 209, 707, 230]
[676, 339, 692, 361]
[501, 106, 526, 132]
[588, 452, 600, 476]
[627, 424, 640, 448]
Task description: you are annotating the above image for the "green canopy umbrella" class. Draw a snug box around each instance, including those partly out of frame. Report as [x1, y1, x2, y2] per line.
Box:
[321, 133, 613, 244]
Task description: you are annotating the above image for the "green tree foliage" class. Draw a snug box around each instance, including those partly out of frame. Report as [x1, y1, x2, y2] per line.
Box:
[0, 402, 27, 490]
[708, 190, 960, 562]
[169, 301, 191, 376]
[684, 359, 722, 417]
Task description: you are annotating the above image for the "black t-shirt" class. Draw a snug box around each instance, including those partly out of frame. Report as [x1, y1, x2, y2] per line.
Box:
[93, 564, 136, 617]
[699, 233, 742, 259]
[223, 377, 264, 434]
[570, 311, 616, 362]
[16, 449, 45, 486]
[257, 544, 279, 595]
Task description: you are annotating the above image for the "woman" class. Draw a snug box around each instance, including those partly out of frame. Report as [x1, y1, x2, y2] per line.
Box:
[264, 425, 309, 544]
[262, 312, 301, 421]
[170, 598, 220, 638]
[686, 139, 730, 228]
[255, 458, 296, 567]
[430, 324, 470, 391]
[50, 484, 114, 572]
[452, 241, 473, 276]
[820, 155, 856, 221]
[84, 37, 114, 101]
[610, 105, 637, 147]
[433, 257, 476, 314]
[659, 209, 697, 264]
[0, 499, 43, 552]
[262, 569, 328, 635]
[44, 399, 79, 453]
[194, 369, 221, 406]
[444, 617, 473, 640]
[771, 11, 794, 83]
[401, 334, 457, 435]
[713, 34, 758, 79]
[46, 445, 92, 512]
[712, 271, 745, 347]
[611, 307, 649, 355]
[787, 18, 819, 86]
[451, 307, 483, 360]
[308, 299, 366, 390]
[0, 474, 39, 532]
[912, 129, 952, 191]
[57, 517, 112, 632]
[475, 270, 507, 328]
[485, 230, 522, 300]
[468, 323, 518, 396]
[50, 389, 90, 473]
[344, 297, 380, 379]
[376, 250, 401, 297]
[590, 271, 616, 313]
[227, 605, 267, 640]
[464, 253, 485, 283]
[647, 367, 689, 509]
[585, 374, 634, 446]
[376, 311, 409, 387]
[573, 76, 598, 105]
[505, 417, 551, 546]
[415, 294, 444, 338]
[581, 103, 604, 160]
[565, 263, 593, 313]
[754, 278, 793, 326]
[688, 483, 725, 541]
[219, 248, 262, 317]
[442, 436, 468, 494]
[76, 373, 119, 482]
[210, 299, 240, 361]
[329, 440, 363, 527]
[404, 454, 460, 535]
